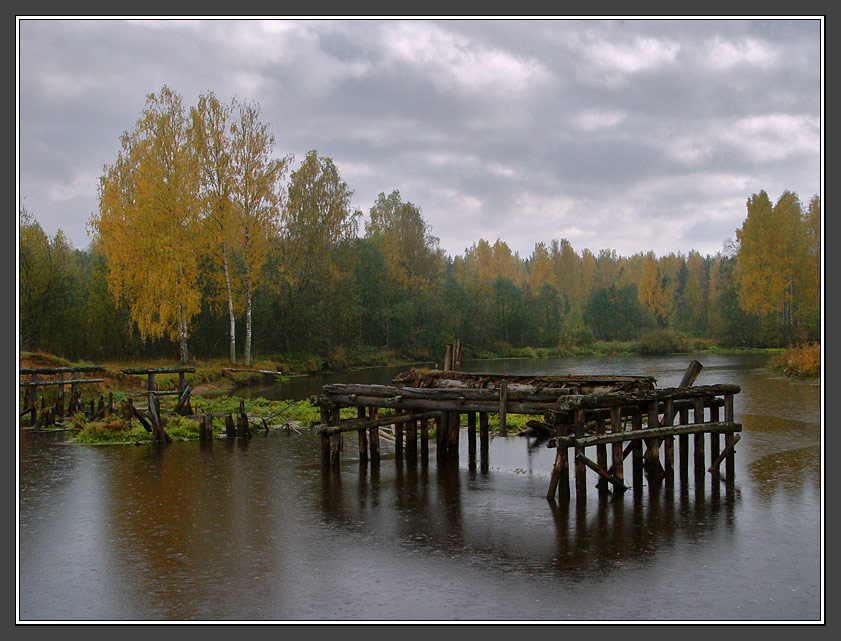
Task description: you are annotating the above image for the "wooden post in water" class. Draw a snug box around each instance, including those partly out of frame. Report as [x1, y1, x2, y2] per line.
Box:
[407, 413, 417, 461]
[574, 408, 587, 500]
[369, 407, 380, 463]
[645, 401, 664, 481]
[320, 407, 330, 465]
[329, 409, 342, 467]
[724, 394, 735, 478]
[225, 413, 237, 439]
[448, 411, 460, 458]
[467, 412, 476, 457]
[632, 409, 643, 487]
[443, 344, 453, 372]
[395, 419, 404, 461]
[679, 360, 704, 388]
[595, 417, 608, 494]
[357, 407, 368, 464]
[693, 398, 706, 476]
[547, 417, 570, 501]
[679, 407, 689, 481]
[69, 371, 79, 416]
[419, 415, 429, 461]
[611, 407, 624, 487]
[498, 381, 508, 436]
[663, 399, 675, 484]
[709, 402, 721, 466]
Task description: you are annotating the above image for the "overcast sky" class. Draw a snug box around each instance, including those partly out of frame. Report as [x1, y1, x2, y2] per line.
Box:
[18, 18, 822, 260]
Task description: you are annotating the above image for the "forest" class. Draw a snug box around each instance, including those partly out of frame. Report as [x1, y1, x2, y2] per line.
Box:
[19, 87, 822, 366]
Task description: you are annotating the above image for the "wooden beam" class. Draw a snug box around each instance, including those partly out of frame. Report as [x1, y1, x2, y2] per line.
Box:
[678, 360, 704, 387]
[709, 434, 741, 473]
[575, 450, 629, 492]
[558, 384, 741, 411]
[547, 422, 742, 448]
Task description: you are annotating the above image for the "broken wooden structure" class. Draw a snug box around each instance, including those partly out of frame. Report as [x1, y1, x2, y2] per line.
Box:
[19, 366, 106, 428]
[313, 359, 742, 501]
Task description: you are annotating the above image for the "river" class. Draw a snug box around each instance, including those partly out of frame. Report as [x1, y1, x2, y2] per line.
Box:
[17, 353, 822, 621]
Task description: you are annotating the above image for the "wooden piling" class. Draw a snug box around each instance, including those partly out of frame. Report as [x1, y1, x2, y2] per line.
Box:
[395, 420, 404, 460]
[357, 407, 368, 463]
[407, 413, 417, 460]
[663, 399, 675, 484]
[693, 398, 705, 475]
[225, 413, 237, 439]
[678, 360, 704, 388]
[679, 407, 689, 481]
[369, 407, 380, 463]
[479, 412, 489, 451]
[610, 407, 624, 486]
[709, 402, 721, 467]
[574, 409, 587, 500]
[547, 418, 570, 500]
[448, 411, 460, 458]
[644, 401, 664, 481]
[724, 394, 735, 477]
[320, 408, 330, 465]
[631, 410, 643, 485]
[419, 415, 429, 460]
[330, 409, 342, 467]
[595, 417, 608, 493]
[467, 412, 476, 456]
[498, 381, 508, 436]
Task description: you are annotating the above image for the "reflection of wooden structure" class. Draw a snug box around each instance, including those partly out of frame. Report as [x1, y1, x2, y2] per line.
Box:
[19, 366, 105, 427]
[314, 359, 742, 501]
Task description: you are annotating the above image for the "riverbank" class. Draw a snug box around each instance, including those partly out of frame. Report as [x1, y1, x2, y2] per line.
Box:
[767, 343, 821, 379]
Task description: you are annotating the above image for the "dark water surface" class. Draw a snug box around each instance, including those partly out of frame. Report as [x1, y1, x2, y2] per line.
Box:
[18, 353, 822, 621]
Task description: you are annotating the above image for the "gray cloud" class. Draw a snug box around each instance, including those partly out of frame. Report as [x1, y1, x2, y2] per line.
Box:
[18, 18, 821, 259]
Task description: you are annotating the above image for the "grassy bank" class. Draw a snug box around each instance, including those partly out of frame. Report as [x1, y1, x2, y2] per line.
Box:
[767, 343, 821, 379]
[66, 393, 534, 445]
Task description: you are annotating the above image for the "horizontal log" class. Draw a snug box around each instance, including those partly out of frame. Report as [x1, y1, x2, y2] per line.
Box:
[392, 370, 656, 393]
[547, 421, 742, 448]
[19, 379, 104, 387]
[557, 384, 741, 411]
[321, 383, 572, 401]
[20, 366, 105, 375]
[318, 411, 441, 435]
[549, 397, 725, 424]
[120, 367, 196, 374]
[124, 390, 183, 397]
[222, 368, 282, 376]
[316, 393, 558, 414]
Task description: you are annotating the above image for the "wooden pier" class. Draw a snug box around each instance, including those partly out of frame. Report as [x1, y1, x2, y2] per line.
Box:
[19, 366, 106, 428]
[313, 360, 742, 501]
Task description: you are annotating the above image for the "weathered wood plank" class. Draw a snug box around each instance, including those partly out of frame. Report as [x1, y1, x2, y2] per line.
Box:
[546, 422, 742, 448]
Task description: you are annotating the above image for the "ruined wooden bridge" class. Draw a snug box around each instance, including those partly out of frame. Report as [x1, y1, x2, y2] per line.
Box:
[313, 360, 742, 501]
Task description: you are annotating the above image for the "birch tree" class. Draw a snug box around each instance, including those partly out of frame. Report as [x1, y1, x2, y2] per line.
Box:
[230, 99, 291, 367]
[190, 91, 238, 364]
[91, 85, 200, 363]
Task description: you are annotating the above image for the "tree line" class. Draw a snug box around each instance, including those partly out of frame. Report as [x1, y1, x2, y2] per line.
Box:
[19, 87, 821, 364]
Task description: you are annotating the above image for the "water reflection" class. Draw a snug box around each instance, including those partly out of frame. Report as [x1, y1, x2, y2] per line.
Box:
[19, 352, 821, 621]
[317, 451, 739, 582]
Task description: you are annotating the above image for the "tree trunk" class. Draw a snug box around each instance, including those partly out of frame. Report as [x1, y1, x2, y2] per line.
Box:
[244, 235, 253, 368]
[178, 306, 189, 364]
[221, 240, 237, 366]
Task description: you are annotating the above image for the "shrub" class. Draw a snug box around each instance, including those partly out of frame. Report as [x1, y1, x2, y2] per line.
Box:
[638, 330, 687, 355]
[768, 343, 820, 378]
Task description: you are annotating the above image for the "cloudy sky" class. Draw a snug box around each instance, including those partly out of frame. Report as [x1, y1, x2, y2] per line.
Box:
[18, 18, 822, 259]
